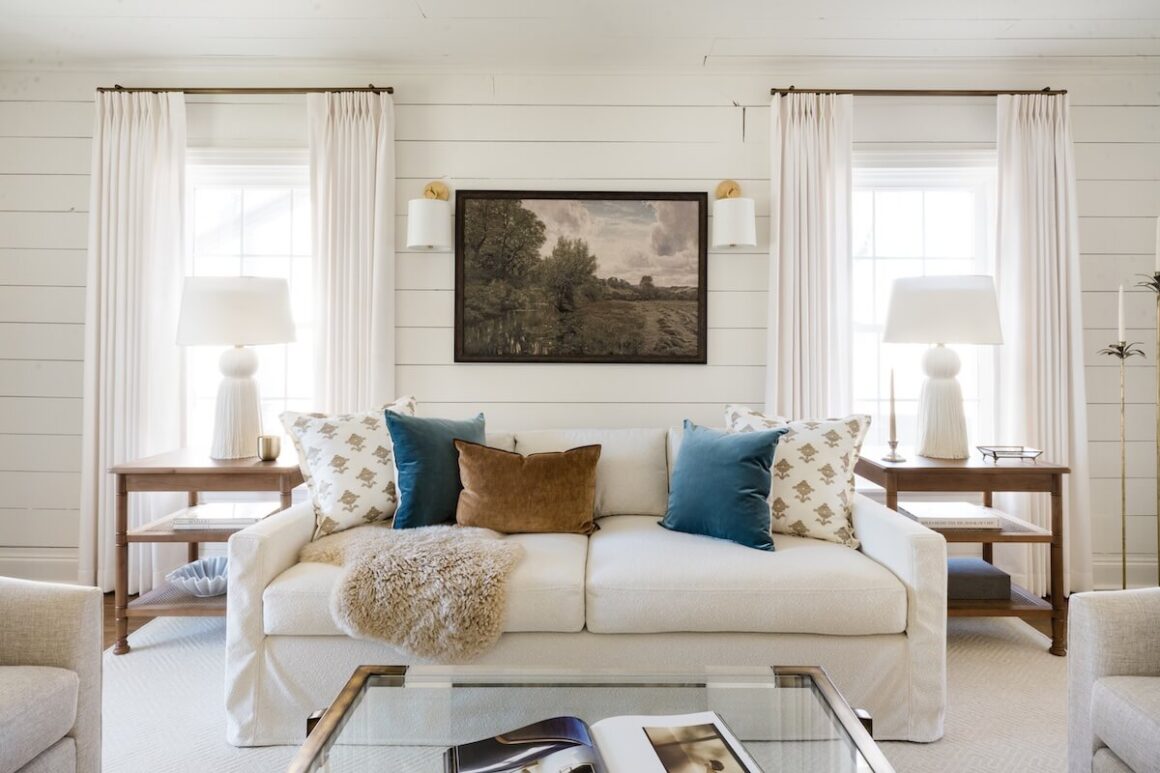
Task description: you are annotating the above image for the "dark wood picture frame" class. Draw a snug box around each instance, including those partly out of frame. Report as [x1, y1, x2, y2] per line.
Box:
[454, 190, 708, 364]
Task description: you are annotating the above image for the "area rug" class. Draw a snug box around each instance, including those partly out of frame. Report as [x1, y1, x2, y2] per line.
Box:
[103, 617, 1066, 772]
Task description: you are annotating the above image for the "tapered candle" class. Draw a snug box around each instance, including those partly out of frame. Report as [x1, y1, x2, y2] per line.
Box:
[1119, 284, 1126, 342]
[889, 368, 897, 444]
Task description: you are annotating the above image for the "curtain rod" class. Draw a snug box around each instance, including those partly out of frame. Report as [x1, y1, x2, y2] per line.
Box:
[770, 86, 1065, 97]
[96, 84, 393, 95]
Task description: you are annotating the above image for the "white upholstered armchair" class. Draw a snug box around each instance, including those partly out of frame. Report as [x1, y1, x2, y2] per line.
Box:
[0, 578, 102, 773]
[1068, 588, 1160, 773]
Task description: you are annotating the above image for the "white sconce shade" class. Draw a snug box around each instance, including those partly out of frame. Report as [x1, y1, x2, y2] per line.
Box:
[176, 276, 296, 346]
[712, 196, 757, 247]
[406, 198, 452, 249]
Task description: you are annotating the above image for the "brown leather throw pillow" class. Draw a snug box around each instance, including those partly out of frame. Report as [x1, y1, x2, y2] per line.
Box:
[454, 440, 601, 535]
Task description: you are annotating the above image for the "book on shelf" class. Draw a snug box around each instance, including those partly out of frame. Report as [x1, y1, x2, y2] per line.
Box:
[899, 501, 1003, 530]
[445, 712, 762, 773]
[171, 502, 277, 530]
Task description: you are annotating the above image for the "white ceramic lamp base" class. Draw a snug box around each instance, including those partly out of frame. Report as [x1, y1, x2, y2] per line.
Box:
[210, 346, 262, 460]
[916, 343, 969, 460]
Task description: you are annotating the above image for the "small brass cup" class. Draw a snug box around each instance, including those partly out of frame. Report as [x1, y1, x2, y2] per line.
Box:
[257, 435, 281, 462]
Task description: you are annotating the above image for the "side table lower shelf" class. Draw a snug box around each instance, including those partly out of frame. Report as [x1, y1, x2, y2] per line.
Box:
[127, 582, 227, 618]
[947, 584, 1052, 618]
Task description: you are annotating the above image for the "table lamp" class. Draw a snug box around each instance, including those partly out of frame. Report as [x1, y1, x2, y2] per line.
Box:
[176, 276, 296, 460]
[882, 275, 1003, 459]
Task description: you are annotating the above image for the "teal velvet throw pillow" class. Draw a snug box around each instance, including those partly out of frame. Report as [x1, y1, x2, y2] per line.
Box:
[661, 420, 788, 550]
[385, 411, 486, 529]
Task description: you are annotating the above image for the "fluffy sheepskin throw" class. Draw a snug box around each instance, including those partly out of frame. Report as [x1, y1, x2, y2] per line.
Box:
[300, 523, 524, 662]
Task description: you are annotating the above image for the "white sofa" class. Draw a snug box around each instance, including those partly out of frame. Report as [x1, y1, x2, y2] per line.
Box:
[226, 428, 947, 746]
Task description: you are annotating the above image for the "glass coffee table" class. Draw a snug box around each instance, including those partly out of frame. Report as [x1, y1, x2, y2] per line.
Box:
[289, 665, 894, 772]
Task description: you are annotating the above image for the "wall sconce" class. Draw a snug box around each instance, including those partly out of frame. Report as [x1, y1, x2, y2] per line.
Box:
[711, 180, 756, 248]
[406, 181, 452, 250]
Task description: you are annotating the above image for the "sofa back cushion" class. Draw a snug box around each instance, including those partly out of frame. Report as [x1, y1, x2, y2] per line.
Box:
[666, 426, 684, 485]
[454, 440, 601, 535]
[485, 432, 516, 452]
[513, 429, 668, 517]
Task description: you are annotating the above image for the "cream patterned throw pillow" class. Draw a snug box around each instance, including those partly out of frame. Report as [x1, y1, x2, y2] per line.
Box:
[725, 405, 870, 549]
[282, 396, 417, 540]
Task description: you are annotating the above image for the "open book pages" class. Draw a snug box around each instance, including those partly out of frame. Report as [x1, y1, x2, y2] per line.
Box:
[445, 711, 762, 773]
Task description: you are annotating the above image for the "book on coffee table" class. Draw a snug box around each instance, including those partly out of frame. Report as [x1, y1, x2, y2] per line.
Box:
[445, 711, 761, 773]
[171, 502, 277, 531]
[899, 501, 1003, 530]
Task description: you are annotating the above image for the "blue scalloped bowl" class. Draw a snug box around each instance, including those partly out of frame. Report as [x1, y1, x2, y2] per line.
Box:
[166, 556, 228, 597]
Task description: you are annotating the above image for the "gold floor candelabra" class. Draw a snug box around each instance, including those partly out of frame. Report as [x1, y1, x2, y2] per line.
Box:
[1098, 341, 1145, 589]
[1138, 272, 1160, 585]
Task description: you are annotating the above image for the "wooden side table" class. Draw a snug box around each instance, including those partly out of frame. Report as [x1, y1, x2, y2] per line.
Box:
[109, 449, 304, 655]
[855, 450, 1070, 656]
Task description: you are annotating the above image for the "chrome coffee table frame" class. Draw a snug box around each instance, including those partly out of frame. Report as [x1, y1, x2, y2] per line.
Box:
[289, 664, 895, 773]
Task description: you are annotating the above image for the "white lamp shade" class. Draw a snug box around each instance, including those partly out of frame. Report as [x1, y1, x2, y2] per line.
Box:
[406, 198, 452, 249]
[176, 276, 296, 346]
[711, 197, 757, 247]
[882, 275, 1003, 345]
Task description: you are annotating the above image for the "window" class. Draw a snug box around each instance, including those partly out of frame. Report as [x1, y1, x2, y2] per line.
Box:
[851, 155, 997, 450]
[184, 151, 314, 453]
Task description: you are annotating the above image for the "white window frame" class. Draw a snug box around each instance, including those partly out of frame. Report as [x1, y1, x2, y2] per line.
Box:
[183, 149, 313, 463]
[851, 149, 999, 456]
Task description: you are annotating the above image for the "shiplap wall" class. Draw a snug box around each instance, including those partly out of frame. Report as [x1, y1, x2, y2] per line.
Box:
[0, 65, 1157, 586]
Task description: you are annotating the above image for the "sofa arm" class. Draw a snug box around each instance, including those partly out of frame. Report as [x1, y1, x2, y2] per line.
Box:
[0, 578, 102, 773]
[1067, 588, 1160, 773]
[225, 502, 314, 745]
[852, 494, 947, 741]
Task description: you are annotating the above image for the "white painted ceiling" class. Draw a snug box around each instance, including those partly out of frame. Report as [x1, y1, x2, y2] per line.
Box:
[1, 0, 1158, 69]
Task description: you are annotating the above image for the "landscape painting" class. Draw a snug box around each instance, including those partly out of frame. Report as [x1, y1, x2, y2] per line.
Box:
[454, 190, 707, 363]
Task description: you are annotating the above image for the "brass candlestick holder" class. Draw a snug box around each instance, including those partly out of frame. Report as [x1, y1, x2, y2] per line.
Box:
[1137, 271, 1160, 585]
[1099, 340, 1145, 588]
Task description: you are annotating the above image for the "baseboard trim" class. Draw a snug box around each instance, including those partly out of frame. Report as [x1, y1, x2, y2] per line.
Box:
[0, 547, 78, 583]
[1092, 556, 1160, 590]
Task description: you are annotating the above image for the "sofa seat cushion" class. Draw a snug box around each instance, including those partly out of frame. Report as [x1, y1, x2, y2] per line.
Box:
[586, 515, 907, 635]
[264, 532, 588, 635]
[1092, 675, 1160, 773]
[1092, 747, 1133, 773]
[18, 738, 75, 773]
[0, 666, 78, 773]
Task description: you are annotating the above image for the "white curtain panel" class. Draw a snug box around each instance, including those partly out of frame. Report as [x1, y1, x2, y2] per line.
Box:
[994, 93, 1093, 595]
[308, 92, 396, 413]
[78, 92, 187, 592]
[767, 93, 853, 419]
